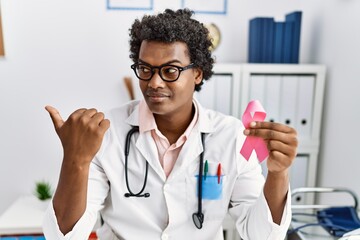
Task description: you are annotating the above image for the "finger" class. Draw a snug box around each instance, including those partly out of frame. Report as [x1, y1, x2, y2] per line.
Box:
[88, 113, 110, 133]
[83, 108, 98, 118]
[76, 108, 98, 123]
[267, 140, 297, 157]
[70, 108, 90, 119]
[99, 119, 110, 132]
[45, 105, 64, 130]
[244, 128, 297, 145]
[267, 150, 292, 171]
[89, 112, 105, 127]
[250, 121, 296, 134]
[67, 108, 89, 124]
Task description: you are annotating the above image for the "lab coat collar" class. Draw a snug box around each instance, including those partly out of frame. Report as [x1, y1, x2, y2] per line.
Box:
[125, 100, 141, 127]
[124, 99, 215, 134]
[124, 99, 216, 182]
[193, 98, 215, 134]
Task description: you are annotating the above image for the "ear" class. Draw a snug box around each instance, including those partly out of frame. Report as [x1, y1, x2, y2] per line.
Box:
[193, 68, 203, 85]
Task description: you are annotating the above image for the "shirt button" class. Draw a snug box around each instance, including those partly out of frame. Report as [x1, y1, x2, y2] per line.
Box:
[164, 184, 170, 191]
[162, 233, 169, 240]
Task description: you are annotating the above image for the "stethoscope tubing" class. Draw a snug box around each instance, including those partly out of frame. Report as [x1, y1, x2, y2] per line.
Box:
[124, 126, 205, 228]
[124, 126, 150, 198]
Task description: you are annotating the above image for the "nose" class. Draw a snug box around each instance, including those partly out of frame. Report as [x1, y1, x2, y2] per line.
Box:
[147, 69, 165, 88]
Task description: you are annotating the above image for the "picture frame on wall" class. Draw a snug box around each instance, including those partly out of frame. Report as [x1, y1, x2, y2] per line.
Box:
[107, 0, 153, 11]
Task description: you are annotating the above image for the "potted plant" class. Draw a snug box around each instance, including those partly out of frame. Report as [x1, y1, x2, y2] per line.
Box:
[34, 181, 53, 201]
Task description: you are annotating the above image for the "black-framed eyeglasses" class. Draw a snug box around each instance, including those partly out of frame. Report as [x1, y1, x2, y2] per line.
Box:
[131, 62, 195, 82]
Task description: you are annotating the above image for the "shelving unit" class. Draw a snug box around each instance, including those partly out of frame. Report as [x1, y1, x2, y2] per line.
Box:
[196, 63, 326, 205]
[196, 63, 326, 240]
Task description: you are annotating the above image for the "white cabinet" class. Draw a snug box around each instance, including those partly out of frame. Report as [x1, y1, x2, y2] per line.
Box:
[196, 63, 326, 205]
[194, 64, 242, 117]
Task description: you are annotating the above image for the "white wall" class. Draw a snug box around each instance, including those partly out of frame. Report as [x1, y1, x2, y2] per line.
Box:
[0, 0, 359, 214]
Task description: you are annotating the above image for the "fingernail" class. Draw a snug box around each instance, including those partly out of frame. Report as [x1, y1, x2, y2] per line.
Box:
[250, 122, 256, 127]
[244, 129, 250, 135]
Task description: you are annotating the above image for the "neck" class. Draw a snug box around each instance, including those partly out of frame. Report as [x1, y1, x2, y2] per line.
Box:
[154, 103, 195, 144]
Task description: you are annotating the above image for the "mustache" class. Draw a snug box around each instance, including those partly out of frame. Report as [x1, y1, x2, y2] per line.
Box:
[145, 89, 171, 97]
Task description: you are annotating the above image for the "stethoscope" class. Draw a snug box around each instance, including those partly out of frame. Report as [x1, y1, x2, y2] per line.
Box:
[124, 126, 206, 229]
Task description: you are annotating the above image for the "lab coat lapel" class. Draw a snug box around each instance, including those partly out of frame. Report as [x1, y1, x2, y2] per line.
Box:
[168, 100, 215, 182]
[125, 101, 166, 182]
[136, 131, 167, 182]
[167, 128, 202, 182]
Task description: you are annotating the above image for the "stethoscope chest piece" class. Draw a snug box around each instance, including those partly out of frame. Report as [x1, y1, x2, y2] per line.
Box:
[192, 212, 204, 229]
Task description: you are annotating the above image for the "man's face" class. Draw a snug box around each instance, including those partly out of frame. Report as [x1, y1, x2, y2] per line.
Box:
[138, 40, 202, 117]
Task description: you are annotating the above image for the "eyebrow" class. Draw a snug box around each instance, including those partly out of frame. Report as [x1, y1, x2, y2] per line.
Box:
[138, 59, 183, 66]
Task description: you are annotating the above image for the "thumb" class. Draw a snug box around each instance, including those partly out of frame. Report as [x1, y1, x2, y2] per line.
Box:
[45, 105, 64, 131]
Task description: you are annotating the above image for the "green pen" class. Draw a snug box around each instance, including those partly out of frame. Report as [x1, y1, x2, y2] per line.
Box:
[204, 160, 208, 180]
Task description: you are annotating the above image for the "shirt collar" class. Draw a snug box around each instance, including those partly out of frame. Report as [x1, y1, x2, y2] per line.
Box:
[138, 99, 199, 139]
[125, 98, 215, 134]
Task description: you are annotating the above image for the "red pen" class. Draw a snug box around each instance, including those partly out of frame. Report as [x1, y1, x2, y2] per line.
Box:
[217, 163, 221, 184]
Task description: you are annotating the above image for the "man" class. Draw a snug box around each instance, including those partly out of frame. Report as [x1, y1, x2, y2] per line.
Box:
[43, 9, 297, 240]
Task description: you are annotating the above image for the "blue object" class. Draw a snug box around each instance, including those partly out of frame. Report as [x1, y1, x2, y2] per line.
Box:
[196, 175, 223, 200]
[273, 22, 285, 63]
[261, 18, 275, 63]
[248, 18, 263, 63]
[288, 207, 360, 237]
[248, 11, 302, 64]
[317, 207, 360, 237]
[285, 11, 302, 63]
[282, 21, 294, 63]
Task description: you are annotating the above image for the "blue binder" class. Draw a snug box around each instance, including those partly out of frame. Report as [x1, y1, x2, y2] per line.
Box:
[249, 18, 263, 63]
[285, 11, 302, 63]
[282, 21, 294, 63]
[273, 22, 285, 63]
[261, 18, 275, 63]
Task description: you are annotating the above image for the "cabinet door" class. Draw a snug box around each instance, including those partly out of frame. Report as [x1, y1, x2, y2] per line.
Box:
[247, 73, 316, 138]
[279, 75, 299, 127]
[195, 73, 233, 115]
[295, 75, 315, 138]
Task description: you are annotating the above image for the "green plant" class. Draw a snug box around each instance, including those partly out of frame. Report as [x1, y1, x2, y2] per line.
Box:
[34, 181, 53, 201]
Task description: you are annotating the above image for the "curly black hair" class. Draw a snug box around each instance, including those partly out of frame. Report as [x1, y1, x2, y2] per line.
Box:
[129, 8, 214, 92]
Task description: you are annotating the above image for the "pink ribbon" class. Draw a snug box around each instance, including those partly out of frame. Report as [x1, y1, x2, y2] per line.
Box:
[240, 100, 269, 162]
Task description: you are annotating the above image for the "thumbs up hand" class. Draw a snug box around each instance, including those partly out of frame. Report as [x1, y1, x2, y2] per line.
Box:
[45, 106, 110, 167]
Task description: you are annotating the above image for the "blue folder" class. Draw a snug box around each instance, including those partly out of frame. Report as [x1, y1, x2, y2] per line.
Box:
[249, 18, 263, 63]
[285, 11, 302, 63]
[273, 22, 285, 63]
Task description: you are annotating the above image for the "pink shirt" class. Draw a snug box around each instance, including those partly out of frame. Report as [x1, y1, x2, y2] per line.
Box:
[138, 100, 198, 177]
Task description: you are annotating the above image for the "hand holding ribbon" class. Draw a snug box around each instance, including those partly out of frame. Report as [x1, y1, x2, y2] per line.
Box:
[240, 100, 298, 174]
[240, 100, 269, 162]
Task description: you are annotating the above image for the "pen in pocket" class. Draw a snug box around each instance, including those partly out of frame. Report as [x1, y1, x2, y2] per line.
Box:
[204, 160, 208, 180]
[217, 163, 221, 184]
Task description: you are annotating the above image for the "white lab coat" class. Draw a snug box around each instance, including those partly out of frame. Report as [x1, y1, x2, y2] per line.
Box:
[43, 99, 291, 240]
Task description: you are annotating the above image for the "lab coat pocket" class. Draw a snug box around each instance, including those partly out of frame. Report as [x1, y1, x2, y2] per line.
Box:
[186, 175, 227, 221]
[196, 175, 224, 200]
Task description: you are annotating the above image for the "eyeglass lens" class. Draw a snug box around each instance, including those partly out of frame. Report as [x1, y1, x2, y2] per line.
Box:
[135, 64, 181, 81]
